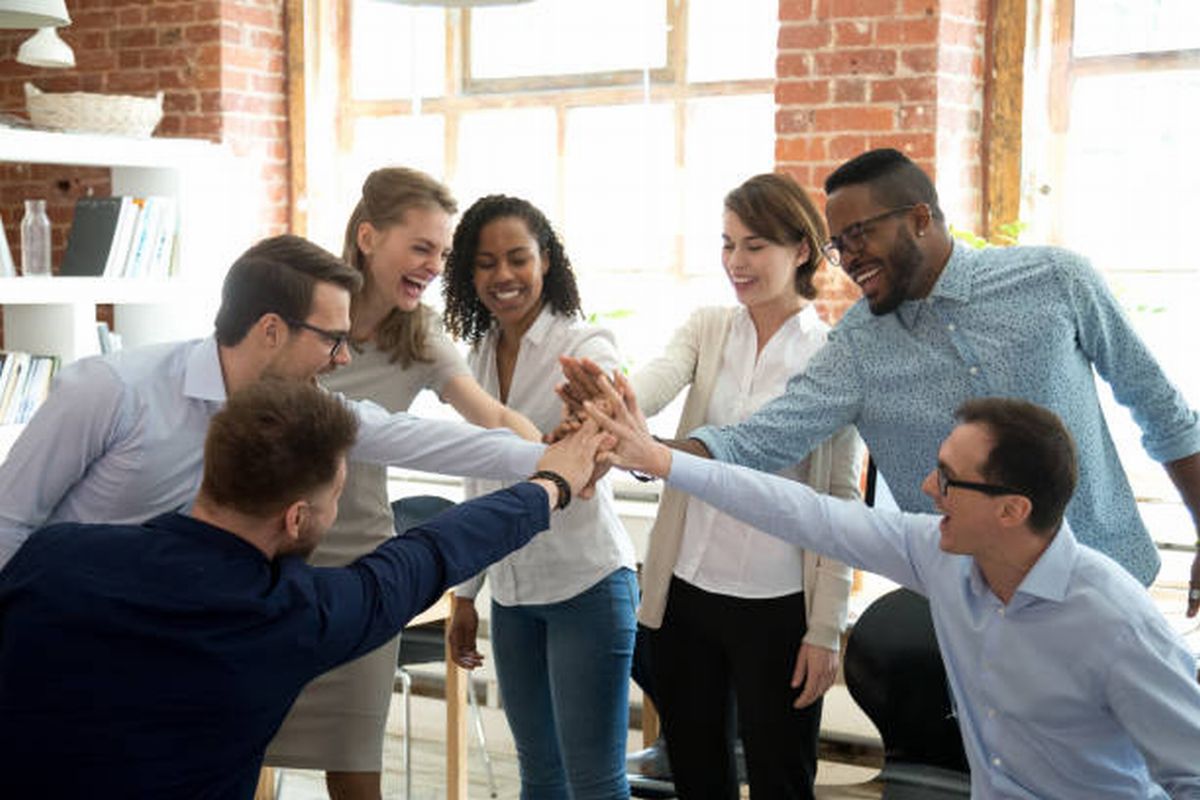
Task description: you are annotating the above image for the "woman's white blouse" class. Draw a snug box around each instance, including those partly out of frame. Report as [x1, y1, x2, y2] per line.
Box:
[674, 304, 829, 598]
[456, 307, 636, 606]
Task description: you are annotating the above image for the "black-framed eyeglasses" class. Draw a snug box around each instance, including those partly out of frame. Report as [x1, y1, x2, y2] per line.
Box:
[284, 318, 350, 360]
[936, 465, 1023, 498]
[821, 204, 919, 267]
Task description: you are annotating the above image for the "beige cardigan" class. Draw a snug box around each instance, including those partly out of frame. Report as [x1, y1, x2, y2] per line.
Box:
[631, 306, 864, 651]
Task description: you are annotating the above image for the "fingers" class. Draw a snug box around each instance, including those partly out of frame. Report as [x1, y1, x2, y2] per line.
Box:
[791, 645, 808, 689]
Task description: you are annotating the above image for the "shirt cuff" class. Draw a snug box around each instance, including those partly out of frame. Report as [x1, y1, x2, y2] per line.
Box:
[666, 450, 710, 496]
[688, 425, 728, 462]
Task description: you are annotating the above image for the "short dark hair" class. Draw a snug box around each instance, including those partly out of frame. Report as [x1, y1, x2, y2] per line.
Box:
[725, 173, 828, 299]
[201, 378, 359, 517]
[824, 148, 945, 222]
[955, 398, 1077, 532]
[442, 195, 581, 345]
[214, 235, 363, 347]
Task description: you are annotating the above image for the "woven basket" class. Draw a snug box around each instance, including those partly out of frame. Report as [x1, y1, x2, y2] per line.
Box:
[24, 82, 164, 138]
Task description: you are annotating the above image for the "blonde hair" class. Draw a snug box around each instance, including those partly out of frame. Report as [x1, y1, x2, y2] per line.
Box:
[343, 167, 457, 366]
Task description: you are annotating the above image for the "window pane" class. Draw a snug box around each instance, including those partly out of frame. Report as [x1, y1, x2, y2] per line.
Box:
[311, 114, 447, 251]
[688, 0, 778, 82]
[563, 103, 676, 276]
[1072, 0, 1200, 57]
[351, 0, 445, 100]
[1061, 71, 1200, 272]
[455, 108, 558, 213]
[682, 94, 776, 277]
[470, 0, 667, 80]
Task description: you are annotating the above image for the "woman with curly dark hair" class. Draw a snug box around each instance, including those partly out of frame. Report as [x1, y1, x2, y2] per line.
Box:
[444, 195, 637, 799]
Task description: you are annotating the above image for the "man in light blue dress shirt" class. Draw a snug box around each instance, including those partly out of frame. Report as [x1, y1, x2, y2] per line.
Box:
[677, 149, 1200, 611]
[0, 234, 544, 571]
[590, 388, 1200, 799]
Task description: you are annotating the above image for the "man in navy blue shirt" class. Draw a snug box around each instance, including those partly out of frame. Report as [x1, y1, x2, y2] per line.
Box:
[0, 378, 604, 799]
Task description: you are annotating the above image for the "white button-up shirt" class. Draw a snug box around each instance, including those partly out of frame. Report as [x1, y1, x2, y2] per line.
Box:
[458, 309, 635, 605]
[0, 337, 542, 570]
[675, 305, 827, 598]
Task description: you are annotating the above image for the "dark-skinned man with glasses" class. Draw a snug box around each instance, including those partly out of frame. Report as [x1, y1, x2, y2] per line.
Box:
[0, 234, 550, 571]
[583, 387, 1200, 799]
[561, 148, 1200, 616]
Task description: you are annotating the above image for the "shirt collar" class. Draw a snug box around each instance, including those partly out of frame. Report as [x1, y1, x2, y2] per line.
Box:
[894, 241, 973, 329]
[517, 305, 559, 350]
[733, 302, 820, 335]
[183, 336, 228, 403]
[966, 520, 1078, 608]
[1012, 521, 1078, 604]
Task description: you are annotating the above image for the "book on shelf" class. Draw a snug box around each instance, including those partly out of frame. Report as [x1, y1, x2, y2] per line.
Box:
[0, 211, 15, 278]
[0, 351, 60, 426]
[60, 196, 125, 277]
[56, 195, 180, 280]
[96, 322, 123, 354]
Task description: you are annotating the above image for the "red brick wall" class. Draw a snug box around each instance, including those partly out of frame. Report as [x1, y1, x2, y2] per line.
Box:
[776, 0, 989, 323]
[0, 0, 289, 272]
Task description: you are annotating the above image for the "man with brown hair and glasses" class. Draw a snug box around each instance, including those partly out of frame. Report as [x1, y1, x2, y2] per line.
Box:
[0, 378, 606, 799]
[0, 234, 546, 573]
[585, 387, 1200, 799]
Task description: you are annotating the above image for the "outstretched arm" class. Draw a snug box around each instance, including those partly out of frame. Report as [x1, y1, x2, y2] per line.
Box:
[441, 373, 543, 442]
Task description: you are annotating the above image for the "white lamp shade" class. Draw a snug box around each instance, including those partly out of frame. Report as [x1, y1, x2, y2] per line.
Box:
[17, 26, 74, 68]
[0, 0, 71, 29]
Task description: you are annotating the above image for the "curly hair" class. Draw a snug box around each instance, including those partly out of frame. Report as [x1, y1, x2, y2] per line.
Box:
[442, 195, 581, 345]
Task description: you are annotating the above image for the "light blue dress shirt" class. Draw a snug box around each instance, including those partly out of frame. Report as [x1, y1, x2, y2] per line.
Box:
[668, 451, 1200, 799]
[693, 244, 1200, 586]
[0, 337, 543, 570]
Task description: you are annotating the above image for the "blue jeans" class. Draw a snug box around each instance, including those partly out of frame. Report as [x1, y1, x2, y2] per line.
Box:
[491, 568, 637, 800]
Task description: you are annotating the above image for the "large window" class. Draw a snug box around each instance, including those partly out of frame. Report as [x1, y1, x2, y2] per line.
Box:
[302, 0, 778, 377]
[1023, 0, 1200, 559]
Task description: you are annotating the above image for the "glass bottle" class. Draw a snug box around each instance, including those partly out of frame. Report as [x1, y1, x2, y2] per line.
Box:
[20, 199, 52, 277]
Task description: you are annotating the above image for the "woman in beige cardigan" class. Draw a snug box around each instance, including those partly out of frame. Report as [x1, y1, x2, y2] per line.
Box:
[626, 174, 863, 799]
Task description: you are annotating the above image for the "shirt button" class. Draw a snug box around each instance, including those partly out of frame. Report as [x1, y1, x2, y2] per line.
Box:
[947, 323, 956, 332]
[997, 607, 1005, 616]
[992, 757, 1002, 767]
[968, 366, 979, 376]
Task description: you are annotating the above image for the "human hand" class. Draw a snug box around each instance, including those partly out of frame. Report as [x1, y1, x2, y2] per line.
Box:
[534, 417, 615, 503]
[556, 356, 610, 416]
[791, 642, 839, 709]
[448, 597, 484, 670]
[582, 370, 671, 478]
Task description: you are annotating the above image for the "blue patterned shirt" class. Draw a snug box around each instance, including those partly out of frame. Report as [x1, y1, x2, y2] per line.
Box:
[693, 243, 1200, 585]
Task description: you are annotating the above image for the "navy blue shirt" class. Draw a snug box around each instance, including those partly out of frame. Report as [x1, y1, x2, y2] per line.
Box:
[0, 482, 549, 799]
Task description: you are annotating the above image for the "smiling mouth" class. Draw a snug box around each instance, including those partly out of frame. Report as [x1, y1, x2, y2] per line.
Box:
[851, 265, 881, 287]
[490, 287, 522, 301]
[730, 275, 756, 286]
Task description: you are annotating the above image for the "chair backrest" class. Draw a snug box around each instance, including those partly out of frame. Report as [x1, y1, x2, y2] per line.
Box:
[843, 587, 969, 774]
[392, 494, 458, 667]
[392, 494, 456, 536]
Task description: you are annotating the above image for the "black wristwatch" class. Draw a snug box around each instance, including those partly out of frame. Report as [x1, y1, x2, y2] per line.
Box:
[529, 469, 571, 510]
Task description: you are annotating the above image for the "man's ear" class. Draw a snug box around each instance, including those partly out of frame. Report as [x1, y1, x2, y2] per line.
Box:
[282, 498, 308, 543]
[996, 494, 1033, 530]
[257, 313, 287, 350]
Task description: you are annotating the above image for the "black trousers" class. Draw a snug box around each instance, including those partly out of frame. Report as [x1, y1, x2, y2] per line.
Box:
[650, 576, 821, 800]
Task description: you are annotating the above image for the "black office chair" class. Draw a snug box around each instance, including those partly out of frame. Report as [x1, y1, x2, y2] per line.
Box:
[392, 495, 497, 799]
[842, 587, 970, 799]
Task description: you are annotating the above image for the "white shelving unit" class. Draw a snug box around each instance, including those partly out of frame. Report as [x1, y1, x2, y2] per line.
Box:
[0, 128, 252, 363]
